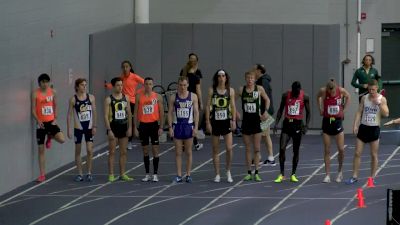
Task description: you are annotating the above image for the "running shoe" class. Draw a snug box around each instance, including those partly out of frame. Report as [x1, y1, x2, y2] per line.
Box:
[195, 143, 203, 151]
[173, 175, 183, 183]
[37, 175, 46, 183]
[74, 175, 84, 182]
[335, 172, 343, 183]
[141, 174, 151, 182]
[185, 176, 193, 183]
[127, 142, 133, 150]
[345, 177, 358, 185]
[152, 174, 159, 182]
[322, 175, 331, 183]
[290, 174, 299, 183]
[264, 159, 276, 166]
[86, 174, 93, 182]
[274, 174, 284, 183]
[120, 174, 134, 181]
[45, 136, 52, 149]
[244, 174, 252, 181]
[108, 175, 117, 182]
[254, 174, 262, 182]
[214, 174, 221, 183]
[226, 171, 233, 183]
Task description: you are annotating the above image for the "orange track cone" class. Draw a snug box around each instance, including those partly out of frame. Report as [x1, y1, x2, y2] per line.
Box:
[367, 177, 375, 188]
[357, 196, 366, 208]
[357, 188, 364, 199]
[325, 219, 331, 225]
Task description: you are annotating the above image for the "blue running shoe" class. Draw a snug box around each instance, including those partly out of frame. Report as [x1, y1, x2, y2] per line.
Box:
[185, 176, 193, 183]
[345, 177, 358, 185]
[173, 175, 183, 183]
[86, 174, 93, 182]
[74, 175, 83, 182]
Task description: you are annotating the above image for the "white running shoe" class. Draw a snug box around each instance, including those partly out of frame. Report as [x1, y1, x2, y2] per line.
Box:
[152, 174, 159, 182]
[226, 171, 233, 183]
[322, 175, 331, 183]
[336, 172, 343, 183]
[127, 142, 133, 150]
[195, 143, 203, 151]
[214, 174, 221, 183]
[141, 174, 151, 182]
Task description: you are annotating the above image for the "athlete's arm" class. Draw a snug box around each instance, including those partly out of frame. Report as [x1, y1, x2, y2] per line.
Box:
[31, 91, 43, 128]
[66, 97, 75, 139]
[134, 74, 145, 84]
[316, 87, 325, 116]
[379, 96, 389, 118]
[167, 94, 175, 137]
[104, 96, 113, 137]
[89, 94, 97, 135]
[275, 93, 287, 124]
[205, 87, 213, 133]
[196, 81, 203, 111]
[192, 93, 199, 136]
[385, 117, 400, 126]
[304, 94, 311, 128]
[126, 96, 132, 137]
[258, 85, 270, 119]
[134, 93, 140, 135]
[353, 96, 365, 134]
[157, 94, 164, 135]
[230, 87, 237, 131]
[340, 87, 351, 113]
[52, 89, 58, 124]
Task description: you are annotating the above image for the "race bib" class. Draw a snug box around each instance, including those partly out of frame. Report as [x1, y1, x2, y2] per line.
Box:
[364, 113, 377, 124]
[177, 108, 190, 118]
[244, 103, 256, 113]
[327, 105, 340, 115]
[215, 109, 228, 120]
[78, 111, 91, 122]
[115, 110, 126, 120]
[41, 106, 53, 116]
[143, 105, 154, 115]
[288, 102, 300, 115]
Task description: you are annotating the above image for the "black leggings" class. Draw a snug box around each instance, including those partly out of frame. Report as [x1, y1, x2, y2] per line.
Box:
[279, 132, 302, 176]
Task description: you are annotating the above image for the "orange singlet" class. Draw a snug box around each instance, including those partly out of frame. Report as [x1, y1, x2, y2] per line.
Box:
[137, 92, 160, 123]
[36, 88, 55, 122]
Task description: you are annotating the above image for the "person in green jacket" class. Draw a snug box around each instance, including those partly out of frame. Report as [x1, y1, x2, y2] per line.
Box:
[351, 54, 382, 102]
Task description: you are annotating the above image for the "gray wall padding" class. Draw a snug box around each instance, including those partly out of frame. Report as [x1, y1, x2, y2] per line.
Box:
[90, 23, 340, 129]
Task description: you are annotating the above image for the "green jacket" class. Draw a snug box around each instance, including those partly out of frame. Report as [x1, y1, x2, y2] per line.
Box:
[351, 66, 382, 94]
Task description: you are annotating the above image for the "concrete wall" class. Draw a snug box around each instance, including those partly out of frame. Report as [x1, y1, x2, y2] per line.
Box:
[0, 0, 133, 196]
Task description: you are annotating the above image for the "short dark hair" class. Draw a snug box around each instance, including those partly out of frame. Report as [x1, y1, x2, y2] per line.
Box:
[255, 64, 266, 74]
[75, 78, 87, 92]
[362, 54, 375, 65]
[111, 77, 122, 86]
[38, 73, 50, 84]
[188, 53, 198, 61]
[144, 77, 153, 82]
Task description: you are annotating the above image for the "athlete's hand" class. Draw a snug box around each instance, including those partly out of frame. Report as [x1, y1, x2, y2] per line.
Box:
[384, 120, 394, 126]
[51, 119, 57, 125]
[126, 128, 132, 138]
[301, 125, 308, 135]
[231, 120, 236, 131]
[192, 128, 198, 138]
[92, 127, 97, 136]
[362, 84, 368, 88]
[158, 128, 163, 136]
[169, 127, 174, 138]
[107, 130, 115, 139]
[134, 128, 139, 138]
[67, 129, 72, 139]
[353, 125, 358, 135]
[206, 122, 212, 134]
[38, 121, 44, 129]
[320, 110, 324, 116]
[260, 113, 268, 121]
[273, 125, 278, 135]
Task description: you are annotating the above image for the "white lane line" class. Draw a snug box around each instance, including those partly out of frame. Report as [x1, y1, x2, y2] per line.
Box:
[253, 145, 346, 225]
[103, 144, 238, 225]
[0, 142, 108, 207]
[331, 146, 400, 224]
[59, 146, 175, 209]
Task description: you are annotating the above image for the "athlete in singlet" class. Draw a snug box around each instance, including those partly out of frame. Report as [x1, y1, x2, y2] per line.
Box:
[134, 77, 164, 182]
[238, 71, 270, 182]
[273, 81, 310, 183]
[104, 77, 134, 182]
[168, 76, 199, 183]
[346, 79, 389, 184]
[32, 73, 65, 182]
[317, 79, 350, 183]
[67, 78, 97, 182]
[205, 69, 236, 183]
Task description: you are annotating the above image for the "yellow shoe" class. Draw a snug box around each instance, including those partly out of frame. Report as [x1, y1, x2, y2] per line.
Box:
[108, 175, 117, 182]
[274, 174, 285, 183]
[290, 174, 299, 182]
[120, 174, 134, 181]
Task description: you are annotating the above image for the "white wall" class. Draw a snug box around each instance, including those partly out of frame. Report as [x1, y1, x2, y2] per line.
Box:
[0, 0, 133, 195]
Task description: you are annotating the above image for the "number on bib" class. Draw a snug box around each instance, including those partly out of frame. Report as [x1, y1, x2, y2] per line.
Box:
[143, 105, 154, 115]
[244, 103, 256, 113]
[288, 102, 300, 116]
[215, 109, 227, 120]
[41, 106, 53, 116]
[364, 114, 377, 124]
[327, 105, 340, 115]
[78, 111, 91, 122]
[115, 110, 126, 120]
[177, 108, 190, 118]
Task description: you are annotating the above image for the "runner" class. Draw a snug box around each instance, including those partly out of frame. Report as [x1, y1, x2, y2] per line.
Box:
[134, 77, 164, 182]
[104, 77, 134, 182]
[67, 78, 97, 182]
[273, 81, 310, 183]
[238, 71, 270, 182]
[168, 76, 199, 183]
[205, 69, 236, 183]
[316, 79, 350, 183]
[346, 79, 389, 184]
[32, 73, 65, 182]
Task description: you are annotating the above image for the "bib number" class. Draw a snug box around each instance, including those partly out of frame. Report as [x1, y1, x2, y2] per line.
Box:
[288, 102, 300, 116]
[244, 103, 256, 113]
[143, 105, 154, 115]
[115, 110, 126, 120]
[41, 106, 53, 116]
[78, 111, 91, 122]
[215, 109, 227, 120]
[364, 114, 377, 124]
[327, 105, 340, 115]
[177, 108, 190, 118]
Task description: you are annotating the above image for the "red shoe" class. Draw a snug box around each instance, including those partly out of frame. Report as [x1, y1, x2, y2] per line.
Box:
[45, 136, 52, 149]
[37, 175, 46, 183]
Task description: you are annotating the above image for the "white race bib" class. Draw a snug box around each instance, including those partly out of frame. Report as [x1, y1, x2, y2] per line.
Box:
[288, 102, 300, 116]
[78, 111, 91, 122]
[41, 106, 53, 116]
[244, 103, 256, 113]
[327, 105, 340, 115]
[364, 113, 377, 124]
[177, 108, 190, 118]
[115, 110, 126, 120]
[143, 105, 154, 115]
[215, 109, 228, 120]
